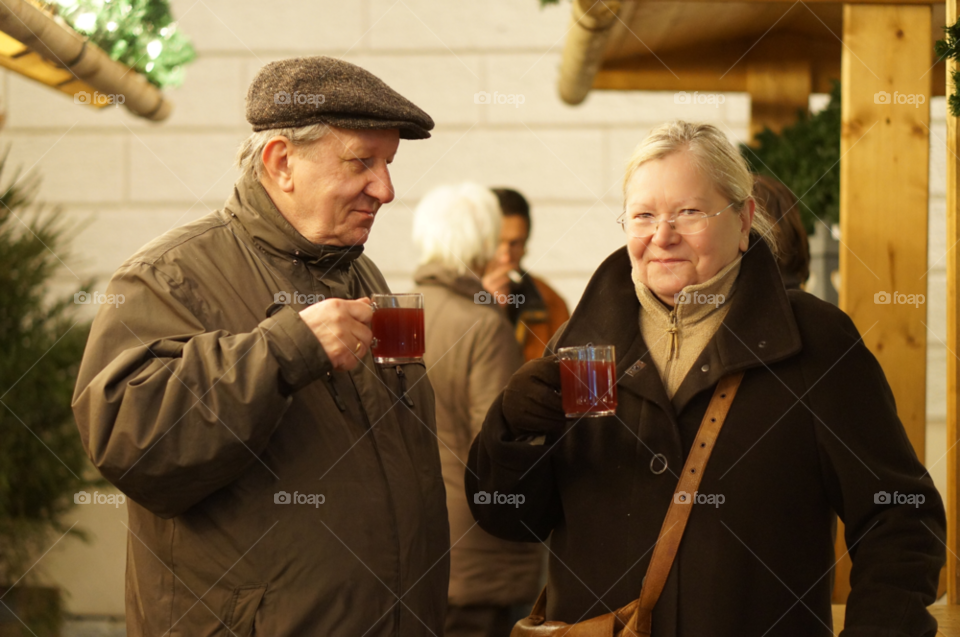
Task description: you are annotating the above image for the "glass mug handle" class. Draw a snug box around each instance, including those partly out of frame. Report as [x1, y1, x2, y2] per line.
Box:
[369, 298, 378, 349]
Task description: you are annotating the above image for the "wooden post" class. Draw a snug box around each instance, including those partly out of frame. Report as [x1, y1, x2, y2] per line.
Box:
[836, 3, 931, 603]
[947, 0, 960, 606]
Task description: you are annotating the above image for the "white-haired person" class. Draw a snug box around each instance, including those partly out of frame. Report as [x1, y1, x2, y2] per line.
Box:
[466, 121, 945, 636]
[413, 183, 543, 637]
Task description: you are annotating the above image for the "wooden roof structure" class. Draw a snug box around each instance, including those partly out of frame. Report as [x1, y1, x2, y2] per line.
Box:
[560, 0, 945, 138]
[0, 0, 172, 121]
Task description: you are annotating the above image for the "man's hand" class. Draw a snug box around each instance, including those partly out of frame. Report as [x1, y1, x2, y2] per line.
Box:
[481, 245, 514, 303]
[502, 356, 567, 438]
[299, 297, 373, 371]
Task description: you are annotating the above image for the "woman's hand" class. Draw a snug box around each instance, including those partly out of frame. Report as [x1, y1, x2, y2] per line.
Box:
[502, 356, 566, 438]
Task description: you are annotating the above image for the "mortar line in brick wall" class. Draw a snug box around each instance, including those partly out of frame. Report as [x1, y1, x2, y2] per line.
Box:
[1, 122, 744, 135]
[192, 47, 569, 59]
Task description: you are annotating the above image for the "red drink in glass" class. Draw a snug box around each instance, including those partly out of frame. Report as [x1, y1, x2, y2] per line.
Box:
[558, 345, 617, 418]
[371, 294, 425, 364]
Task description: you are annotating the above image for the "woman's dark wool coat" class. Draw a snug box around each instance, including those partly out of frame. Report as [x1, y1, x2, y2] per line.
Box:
[466, 236, 946, 637]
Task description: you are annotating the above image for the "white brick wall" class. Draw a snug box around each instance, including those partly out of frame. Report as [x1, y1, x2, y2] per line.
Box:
[1, 0, 945, 616]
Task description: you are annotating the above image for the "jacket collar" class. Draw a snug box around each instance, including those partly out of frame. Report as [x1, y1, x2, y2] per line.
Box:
[413, 262, 486, 299]
[556, 234, 802, 416]
[224, 171, 365, 269]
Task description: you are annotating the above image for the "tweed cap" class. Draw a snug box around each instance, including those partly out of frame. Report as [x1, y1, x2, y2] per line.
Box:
[246, 57, 434, 140]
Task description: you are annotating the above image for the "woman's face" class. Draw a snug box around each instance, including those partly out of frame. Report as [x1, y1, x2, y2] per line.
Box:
[624, 149, 753, 305]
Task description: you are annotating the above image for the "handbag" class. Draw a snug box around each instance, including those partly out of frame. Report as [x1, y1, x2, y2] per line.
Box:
[510, 371, 745, 637]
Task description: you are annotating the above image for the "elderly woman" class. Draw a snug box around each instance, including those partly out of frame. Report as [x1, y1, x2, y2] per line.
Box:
[466, 122, 945, 636]
[412, 183, 543, 637]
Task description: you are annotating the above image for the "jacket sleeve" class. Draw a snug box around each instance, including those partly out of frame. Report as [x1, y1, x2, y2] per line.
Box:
[465, 322, 568, 542]
[72, 261, 332, 519]
[807, 310, 945, 637]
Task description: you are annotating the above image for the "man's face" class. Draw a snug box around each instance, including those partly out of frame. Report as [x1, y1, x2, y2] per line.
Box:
[290, 127, 400, 246]
[498, 215, 529, 271]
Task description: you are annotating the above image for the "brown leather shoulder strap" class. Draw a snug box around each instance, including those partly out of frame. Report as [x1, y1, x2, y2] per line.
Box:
[628, 371, 745, 636]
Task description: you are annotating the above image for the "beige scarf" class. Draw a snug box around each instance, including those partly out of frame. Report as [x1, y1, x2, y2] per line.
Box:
[633, 257, 742, 399]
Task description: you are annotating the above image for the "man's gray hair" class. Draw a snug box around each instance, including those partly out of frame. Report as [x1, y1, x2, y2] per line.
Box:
[235, 123, 330, 181]
[413, 183, 502, 274]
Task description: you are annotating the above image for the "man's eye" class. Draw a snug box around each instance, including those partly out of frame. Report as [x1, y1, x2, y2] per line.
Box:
[679, 209, 701, 217]
[635, 212, 655, 221]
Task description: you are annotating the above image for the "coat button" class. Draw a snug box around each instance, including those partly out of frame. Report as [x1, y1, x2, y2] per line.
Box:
[701, 364, 710, 372]
[650, 453, 668, 475]
[758, 340, 767, 349]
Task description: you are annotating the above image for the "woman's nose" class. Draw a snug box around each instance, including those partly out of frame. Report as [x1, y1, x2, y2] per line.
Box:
[650, 218, 680, 246]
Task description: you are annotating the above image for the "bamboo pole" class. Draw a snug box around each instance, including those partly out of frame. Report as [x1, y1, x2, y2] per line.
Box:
[0, 0, 171, 121]
[558, 0, 622, 106]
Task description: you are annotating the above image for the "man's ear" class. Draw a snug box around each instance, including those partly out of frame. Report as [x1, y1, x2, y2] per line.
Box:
[261, 137, 295, 193]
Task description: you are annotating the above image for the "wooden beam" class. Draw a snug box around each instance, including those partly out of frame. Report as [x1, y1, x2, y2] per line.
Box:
[746, 60, 812, 141]
[591, 41, 946, 96]
[947, 0, 960, 606]
[836, 3, 931, 603]
[639, 0, 940, 3]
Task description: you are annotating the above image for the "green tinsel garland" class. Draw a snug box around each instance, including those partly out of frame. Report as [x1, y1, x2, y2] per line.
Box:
[43, 0, 196, 89]
[935, 20, 960, 117]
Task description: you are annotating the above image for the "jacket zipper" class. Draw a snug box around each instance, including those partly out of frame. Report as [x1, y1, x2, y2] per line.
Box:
[395, 366, 415, 407]
[325, 371, 347, 411]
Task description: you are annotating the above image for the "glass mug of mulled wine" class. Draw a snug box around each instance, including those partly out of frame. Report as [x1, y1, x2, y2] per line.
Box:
[370, 293, 425, 365]
[557, 344, 617, 418]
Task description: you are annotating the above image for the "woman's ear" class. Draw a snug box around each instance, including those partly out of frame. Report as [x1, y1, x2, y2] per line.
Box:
[261, 137, 295, 192]
[739, 198, 756, 252]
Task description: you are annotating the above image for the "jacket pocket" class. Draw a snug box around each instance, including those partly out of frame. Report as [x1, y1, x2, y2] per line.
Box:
[223, 584, 267, 636]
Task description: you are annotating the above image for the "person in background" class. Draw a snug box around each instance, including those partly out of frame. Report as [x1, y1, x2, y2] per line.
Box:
[753, 174, 810, 290]
[413, 183, 543, 637]
[482, 188, 570, 361]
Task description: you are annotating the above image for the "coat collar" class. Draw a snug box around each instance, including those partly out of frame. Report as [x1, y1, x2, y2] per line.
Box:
[413, 262, 486, 299]
[224, 171, 365, 268]
[555, 234, 802, 416]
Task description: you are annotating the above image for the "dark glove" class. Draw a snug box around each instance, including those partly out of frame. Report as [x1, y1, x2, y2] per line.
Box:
[502, 356, 566, 438]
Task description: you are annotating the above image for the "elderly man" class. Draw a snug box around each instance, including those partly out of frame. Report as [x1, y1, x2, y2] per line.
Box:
[72, 57, 449, 636]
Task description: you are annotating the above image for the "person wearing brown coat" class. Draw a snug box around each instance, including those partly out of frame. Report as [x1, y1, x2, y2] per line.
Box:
[466, 122, 945, 636]
[412, 183, 543, 637]
[71, 57, 450, 636]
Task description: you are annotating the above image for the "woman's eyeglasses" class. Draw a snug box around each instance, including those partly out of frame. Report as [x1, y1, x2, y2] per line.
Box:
[617, 202, 737, 238]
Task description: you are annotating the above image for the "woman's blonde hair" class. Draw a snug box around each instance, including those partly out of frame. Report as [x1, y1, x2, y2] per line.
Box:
[622, 120, 779, 258]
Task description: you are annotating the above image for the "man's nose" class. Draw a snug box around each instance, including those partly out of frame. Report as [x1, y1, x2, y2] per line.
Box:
[367, 164, 395, 205]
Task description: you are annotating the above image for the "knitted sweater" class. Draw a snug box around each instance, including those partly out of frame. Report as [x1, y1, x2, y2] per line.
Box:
[633, 257, 742, 399]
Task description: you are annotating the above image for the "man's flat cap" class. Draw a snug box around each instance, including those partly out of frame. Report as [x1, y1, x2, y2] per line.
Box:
[246, 56, 434, 140]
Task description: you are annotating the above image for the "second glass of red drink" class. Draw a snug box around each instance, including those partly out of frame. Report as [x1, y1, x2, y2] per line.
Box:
[557, 344, 617, 418]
